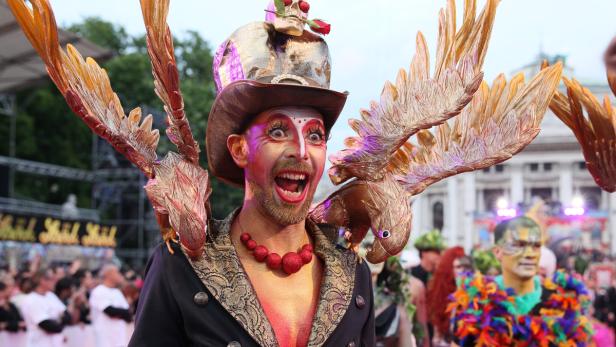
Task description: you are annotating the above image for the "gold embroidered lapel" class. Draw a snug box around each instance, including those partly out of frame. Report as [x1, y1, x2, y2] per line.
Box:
[306, 221, 357, 346]
[185, 211, 358, 347]
[186, 211, 278, 347]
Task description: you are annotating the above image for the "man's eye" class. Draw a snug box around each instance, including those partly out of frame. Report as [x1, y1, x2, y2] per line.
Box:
[513, 242, 525, 248]
[308, 132, 323, 143]
[269, 128, 286, 138]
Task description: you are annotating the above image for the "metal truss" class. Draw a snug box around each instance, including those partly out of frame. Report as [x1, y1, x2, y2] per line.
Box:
[0, 197, 99, 221]
[0, 156, 141, 181]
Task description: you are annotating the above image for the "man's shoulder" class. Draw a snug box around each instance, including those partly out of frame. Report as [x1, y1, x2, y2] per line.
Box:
[311, 221, 340, 243]
[146, 242, 194, 275]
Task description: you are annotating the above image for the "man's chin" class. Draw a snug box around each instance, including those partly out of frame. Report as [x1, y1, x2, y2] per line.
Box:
[513, 269, 538, 280]
[251, 181, 315, 226]
[263, 201, 311, 226]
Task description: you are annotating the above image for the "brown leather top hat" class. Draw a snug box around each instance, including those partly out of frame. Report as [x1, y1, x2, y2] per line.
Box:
[206, 16, 348, 186]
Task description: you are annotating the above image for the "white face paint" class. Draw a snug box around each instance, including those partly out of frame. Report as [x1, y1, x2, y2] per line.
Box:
[290, 115, 311, 159]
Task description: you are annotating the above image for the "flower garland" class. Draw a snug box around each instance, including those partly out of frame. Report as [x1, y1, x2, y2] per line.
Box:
[447, 271, 593, 347]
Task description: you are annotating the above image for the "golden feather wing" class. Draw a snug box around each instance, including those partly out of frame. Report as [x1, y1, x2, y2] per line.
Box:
[390, 63, 563, 195]
[8, 0, 160, 177]
[140, 0, 200, 166]
[550, 76, 616, 192]
[328, 0, 498, 185]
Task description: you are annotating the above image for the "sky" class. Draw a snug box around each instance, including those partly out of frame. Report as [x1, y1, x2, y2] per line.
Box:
[47, 0, 616, 156]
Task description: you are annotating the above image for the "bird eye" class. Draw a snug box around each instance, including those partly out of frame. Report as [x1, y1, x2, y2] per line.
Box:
[380, 230, 391, 239]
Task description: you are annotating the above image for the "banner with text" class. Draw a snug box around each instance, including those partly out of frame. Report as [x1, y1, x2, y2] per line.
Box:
[0, 212, 117, 248]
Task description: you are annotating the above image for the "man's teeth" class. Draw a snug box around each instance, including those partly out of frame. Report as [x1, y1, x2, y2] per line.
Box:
[282, 190, 302, 197]
[279, 173, 307, 180]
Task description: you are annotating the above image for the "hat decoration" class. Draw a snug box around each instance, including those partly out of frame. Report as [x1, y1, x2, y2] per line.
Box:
[266, 0, 331, 35]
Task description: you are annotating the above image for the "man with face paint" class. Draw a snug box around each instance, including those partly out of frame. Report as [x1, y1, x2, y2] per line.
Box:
[448, 216, 593, 346]
[129, 1, 375, 347]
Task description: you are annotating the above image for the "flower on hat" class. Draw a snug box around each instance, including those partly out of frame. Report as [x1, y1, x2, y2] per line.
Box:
[270, 0, 332, 35]
[307, 19, 331, 35]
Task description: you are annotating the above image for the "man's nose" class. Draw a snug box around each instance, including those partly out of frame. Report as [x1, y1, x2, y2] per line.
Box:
[287, 136, 309, 160]
[522, 247, 539, 258]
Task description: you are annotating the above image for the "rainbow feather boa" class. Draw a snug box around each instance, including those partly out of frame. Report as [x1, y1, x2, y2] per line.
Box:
[447, 271, 593, 347]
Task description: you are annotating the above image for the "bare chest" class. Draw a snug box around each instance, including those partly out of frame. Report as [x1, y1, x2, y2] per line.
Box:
[243, 260, 323, 347]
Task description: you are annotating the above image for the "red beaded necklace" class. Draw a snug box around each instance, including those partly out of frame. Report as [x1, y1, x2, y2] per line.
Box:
[240, 232, 314, 275]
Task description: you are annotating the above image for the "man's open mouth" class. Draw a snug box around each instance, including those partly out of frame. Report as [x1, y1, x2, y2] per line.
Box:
[274, 171, 309, 203]
[519, 262, 537, 268]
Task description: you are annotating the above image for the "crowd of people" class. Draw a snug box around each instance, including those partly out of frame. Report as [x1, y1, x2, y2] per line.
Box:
[371, 227, 616, 347]
[0, 259, 141, 347]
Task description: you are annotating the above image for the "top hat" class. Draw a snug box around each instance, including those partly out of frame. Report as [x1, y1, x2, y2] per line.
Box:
[206, 3, 347, 186]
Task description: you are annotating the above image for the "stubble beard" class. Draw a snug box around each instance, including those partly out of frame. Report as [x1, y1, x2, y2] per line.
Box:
[249, 179, 315, 226]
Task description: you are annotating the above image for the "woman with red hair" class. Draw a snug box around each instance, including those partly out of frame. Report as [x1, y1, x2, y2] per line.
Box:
[427, 246, 472, 347]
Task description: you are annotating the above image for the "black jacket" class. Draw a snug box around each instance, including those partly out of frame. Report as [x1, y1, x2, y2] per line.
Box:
[129, 212, 375, 347]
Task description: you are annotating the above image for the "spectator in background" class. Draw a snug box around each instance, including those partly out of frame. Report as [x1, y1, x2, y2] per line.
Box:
[11, 273, 34, 309]
[71, 270, 93, 324]
[90, 264, 131, 347]
[374, 256, 417, 347]
[55, 277, 74, 305]
[427, 247, 472, 347]
[66, 269, 95, 347]
[538, 246, 557, 280]
[0, 280, 27, 347]
[410, 230, 445, 287]
[20, 269, 71, 347]
[410, 230, 445, 346]
[55, 276, 92, 347]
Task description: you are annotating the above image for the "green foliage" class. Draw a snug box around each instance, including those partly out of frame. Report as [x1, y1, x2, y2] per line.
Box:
[472, 249, 501, 275]
[274, 0, 285, 15]
[67, 17, 129, 54]
[6, 17, 243, 218]
[414, 229, 446, 251]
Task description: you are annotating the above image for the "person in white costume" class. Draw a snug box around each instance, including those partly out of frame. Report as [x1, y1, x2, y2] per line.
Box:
[21, 269, 70, 347]
[89, 264, 131, 347]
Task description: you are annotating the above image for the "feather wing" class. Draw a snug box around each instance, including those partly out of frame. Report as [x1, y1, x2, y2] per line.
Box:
[8, 0, 160, 177]
[390, 63, 563, 195]
[140, 0, 200, 165]
[550, 76, 616, 192]
[144, 152, 211, 258]
[328, 0, 498, 185]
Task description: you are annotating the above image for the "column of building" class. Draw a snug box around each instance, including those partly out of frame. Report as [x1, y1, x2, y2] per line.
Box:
[445, 178, 459, 246]
[510, 163, 524, 207]
[559, 161, 573, 206]
[463, 173, 476, 251]
[411, 195, 425, 246]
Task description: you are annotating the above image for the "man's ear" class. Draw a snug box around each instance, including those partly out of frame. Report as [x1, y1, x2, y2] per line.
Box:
[492, 246, 503, 262]
[227, 134, 248, 168]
